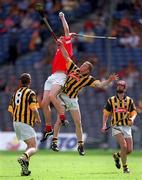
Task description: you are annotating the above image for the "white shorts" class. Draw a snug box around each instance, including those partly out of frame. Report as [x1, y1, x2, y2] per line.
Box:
[112, 126, 132, 138]
[13, 122, 36, 141]
[58, 93, 79, 111]
[44, 72, 67, 91]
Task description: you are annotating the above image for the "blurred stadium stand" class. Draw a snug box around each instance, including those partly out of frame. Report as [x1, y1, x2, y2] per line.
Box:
[0, 0, 142, 149]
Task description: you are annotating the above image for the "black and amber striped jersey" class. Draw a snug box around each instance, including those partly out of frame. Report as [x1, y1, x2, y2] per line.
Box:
[8, 87, 39, 126]
[62, 59, 100, 98]
[104, 95, 137, 126]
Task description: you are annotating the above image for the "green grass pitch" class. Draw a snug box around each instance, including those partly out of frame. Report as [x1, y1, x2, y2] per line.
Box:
[0, 150, 142, 180]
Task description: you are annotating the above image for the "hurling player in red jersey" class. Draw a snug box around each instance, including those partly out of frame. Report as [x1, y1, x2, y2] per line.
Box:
[41, 12, 74, 142]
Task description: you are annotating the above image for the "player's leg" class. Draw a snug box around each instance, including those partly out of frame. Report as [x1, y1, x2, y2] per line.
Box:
[70, 109, 83, 142]
[119, 127, 132, 173]
[53, 114, 63, 138]
[122, 137, 133, 173]
[49, 73, 68, 126]
[40, 90, 53, 141]
[15, 122, 37, 176]
[24, 137, 37, 158]
[50, 84, 69, 126]
[18, 137, 37, 176]
[51, 114, 62, 151]
[115, 133, 129, 173]
[125, 137, 133, 155]
[41, 75, 55, 141]
[70, 108, 85, 156]
[41, 90, 52, 126]
[112, 127, 121, 169]
[51, 104, 65, 151]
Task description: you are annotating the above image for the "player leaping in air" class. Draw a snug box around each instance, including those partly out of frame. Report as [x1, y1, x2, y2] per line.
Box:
[41, 12, 75, 142]
[50, 38, 119, 155]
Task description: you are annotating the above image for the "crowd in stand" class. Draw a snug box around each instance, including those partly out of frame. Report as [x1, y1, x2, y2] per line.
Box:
[0, 1, 142, 65]
[0, 0, 95, 65]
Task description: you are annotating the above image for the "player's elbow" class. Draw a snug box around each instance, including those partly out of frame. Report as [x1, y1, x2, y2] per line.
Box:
[96, 82, 105, 88]
[96, 82, 102, 88]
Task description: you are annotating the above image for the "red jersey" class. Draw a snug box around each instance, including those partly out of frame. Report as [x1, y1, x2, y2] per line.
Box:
[52, 36, 73, 73]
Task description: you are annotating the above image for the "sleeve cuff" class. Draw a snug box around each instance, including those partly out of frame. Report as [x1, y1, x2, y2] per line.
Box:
[29, 103, 40, 110]
[103, 109, 111, 116]
[8, 106, 13, 114]
[130, 110, 137, 117]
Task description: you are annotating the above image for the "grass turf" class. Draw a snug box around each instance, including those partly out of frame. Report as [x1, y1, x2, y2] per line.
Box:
[0, 150, 142, 180]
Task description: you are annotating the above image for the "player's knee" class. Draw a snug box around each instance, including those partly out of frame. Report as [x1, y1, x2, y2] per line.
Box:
[49, 93, 57, 102]
[41, 99, 49, 108]
[127, 148, 132, 154]
[121, 143, 127, 151]
[27, 139, 37, 148]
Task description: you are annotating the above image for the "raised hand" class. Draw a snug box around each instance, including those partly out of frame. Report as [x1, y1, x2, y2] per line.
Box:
[101, 126, 107, 133]
[108, 73, 119, 82]
[59, 12, 64, 18]
[69, 32, 77, 37]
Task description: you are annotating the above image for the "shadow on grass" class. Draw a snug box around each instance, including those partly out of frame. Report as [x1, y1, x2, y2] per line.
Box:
[76, 172, 118, 175]
[0, 176, 20, 177]
[88, 172, 118, 175]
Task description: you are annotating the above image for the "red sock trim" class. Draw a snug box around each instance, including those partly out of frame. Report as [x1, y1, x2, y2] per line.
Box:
[45, 125, 52, 132]
[60, 114, 65, 121]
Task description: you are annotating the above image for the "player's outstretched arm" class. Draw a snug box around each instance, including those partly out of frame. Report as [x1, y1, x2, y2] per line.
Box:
[57, 38, 72, 62]
[95, 73, 119, 88]
[59, 12, 70, 37]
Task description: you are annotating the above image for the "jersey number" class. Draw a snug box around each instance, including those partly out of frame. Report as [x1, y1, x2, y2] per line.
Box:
[15, 91, 22, 105]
